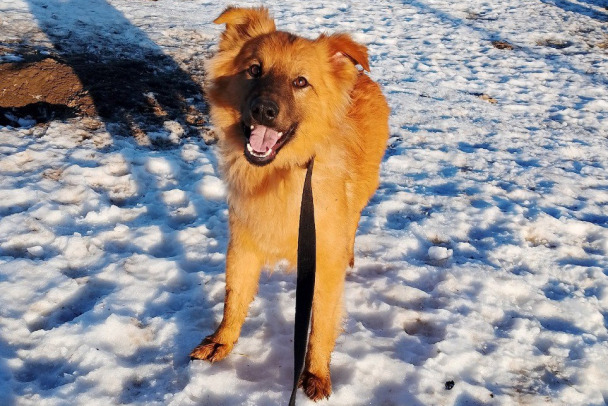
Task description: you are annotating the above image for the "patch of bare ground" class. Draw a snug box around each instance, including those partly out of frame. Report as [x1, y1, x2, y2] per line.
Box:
[0, 55, 215, 144]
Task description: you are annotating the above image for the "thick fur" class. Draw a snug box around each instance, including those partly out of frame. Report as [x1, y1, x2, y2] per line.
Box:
[190, 7, 389, 401]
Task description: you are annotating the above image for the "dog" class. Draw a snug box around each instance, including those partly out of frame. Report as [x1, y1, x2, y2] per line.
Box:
[190, 7, 389, 401]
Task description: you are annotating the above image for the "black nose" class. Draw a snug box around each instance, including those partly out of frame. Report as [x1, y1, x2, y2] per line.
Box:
[250, 98, 279, 124]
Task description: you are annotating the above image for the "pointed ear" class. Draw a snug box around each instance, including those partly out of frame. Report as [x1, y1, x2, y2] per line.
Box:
[325, 33, 370, 72]
[214, 7, 276, 51]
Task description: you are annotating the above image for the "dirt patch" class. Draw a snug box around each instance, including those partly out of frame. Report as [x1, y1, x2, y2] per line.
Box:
[0, 58, 95, 117]
[0, 55, 214, 144]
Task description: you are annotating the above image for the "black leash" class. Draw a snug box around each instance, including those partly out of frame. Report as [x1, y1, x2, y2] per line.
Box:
[288, 158, 316, 406]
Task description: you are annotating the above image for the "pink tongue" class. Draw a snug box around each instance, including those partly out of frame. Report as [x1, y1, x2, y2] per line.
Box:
[249, 125, 280, 153]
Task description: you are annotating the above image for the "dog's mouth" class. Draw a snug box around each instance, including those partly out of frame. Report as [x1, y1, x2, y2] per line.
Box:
[242, 122, 297, 166]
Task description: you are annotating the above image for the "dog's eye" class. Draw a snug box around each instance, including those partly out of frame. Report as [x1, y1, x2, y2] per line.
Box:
[248, 64, 262, 78]
[293, 76, 309, 88]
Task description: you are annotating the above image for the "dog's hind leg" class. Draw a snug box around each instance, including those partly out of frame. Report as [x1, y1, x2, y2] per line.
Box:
[346, 211, 362, 268]
[190, 234, 263, 362]
[345, 176, 379, 268]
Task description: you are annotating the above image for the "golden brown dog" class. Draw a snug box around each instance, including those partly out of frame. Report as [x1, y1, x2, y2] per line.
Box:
[190, 7, 389, 401]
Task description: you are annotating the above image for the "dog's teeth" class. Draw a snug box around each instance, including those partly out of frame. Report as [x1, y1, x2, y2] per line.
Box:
[250, 125, 255, 130]
[246, 143, 272, 158]
[277, 132, 283, 138]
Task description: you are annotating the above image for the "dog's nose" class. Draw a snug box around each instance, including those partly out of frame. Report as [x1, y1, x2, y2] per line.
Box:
[250, 98, 279, 124]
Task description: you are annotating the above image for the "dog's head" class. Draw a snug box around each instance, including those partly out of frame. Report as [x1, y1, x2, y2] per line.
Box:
[207, 7, 369, 168]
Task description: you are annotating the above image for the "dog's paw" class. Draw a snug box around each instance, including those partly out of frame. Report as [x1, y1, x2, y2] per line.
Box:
[189, 336, 233, 362]
[300, 370, 332, 401]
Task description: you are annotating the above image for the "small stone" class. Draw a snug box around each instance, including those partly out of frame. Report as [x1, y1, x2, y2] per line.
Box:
[492, 40, 514, 50]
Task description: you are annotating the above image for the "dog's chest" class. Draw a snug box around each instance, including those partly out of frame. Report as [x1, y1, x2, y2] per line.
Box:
[230, 175, 304, 262]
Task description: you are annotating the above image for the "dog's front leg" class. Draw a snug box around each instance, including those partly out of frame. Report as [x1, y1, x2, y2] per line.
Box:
[190, 232, 263, 362]
[300, 246, 348, 401]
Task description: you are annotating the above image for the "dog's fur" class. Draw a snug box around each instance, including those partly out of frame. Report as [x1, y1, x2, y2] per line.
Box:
[190, 7, 389, 401]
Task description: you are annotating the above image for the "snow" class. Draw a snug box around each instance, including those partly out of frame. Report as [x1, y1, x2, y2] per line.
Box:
[1, 0, 608, 405]
[427, 246, 453, 262]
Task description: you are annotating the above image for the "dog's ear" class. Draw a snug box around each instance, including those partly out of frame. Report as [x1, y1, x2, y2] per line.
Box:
[325, 34, 370, 72]
[214, 7, 276, 51]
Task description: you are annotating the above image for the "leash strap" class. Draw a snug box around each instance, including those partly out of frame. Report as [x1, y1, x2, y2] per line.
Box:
[288, 159, 316, 406]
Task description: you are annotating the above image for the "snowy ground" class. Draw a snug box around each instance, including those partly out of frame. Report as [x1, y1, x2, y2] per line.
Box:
[1, 0, 608, 405]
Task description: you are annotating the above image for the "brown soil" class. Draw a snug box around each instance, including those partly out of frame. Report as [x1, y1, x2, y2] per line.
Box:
[0, 58, 95, 125]
[0, 58, 95, 114]
[0, 55, 213, 143]
[492, 40, 515, 50]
